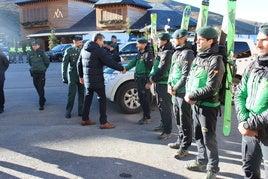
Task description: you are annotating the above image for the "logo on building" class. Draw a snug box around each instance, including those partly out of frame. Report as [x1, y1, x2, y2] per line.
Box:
[54, 9, 63, 18]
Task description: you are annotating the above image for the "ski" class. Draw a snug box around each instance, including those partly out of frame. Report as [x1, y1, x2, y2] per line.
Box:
[150, 13, 158, 55]
[196, 0, 209, 30]
[180, 5, 191, 30]
[219, 0, 237, 136]
[193, 0, 210, 43]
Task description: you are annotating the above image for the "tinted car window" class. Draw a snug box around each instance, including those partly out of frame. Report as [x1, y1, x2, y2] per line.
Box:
[234, 41, 251, 59]
[121, 43, 138, 53]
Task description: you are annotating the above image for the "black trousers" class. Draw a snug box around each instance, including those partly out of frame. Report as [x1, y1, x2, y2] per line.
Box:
[192, 104, 219, 173]
[82, 87, 107, 124]
[0, 77, 5, 109]
[173, 95, 192, 149]
[242, 135, 268, 179]
[156, 84, 172, 134]
[32, 72, 46, 106]
[136, 77, 151, 119]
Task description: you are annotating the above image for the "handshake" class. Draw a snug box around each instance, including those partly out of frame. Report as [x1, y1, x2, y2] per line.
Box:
[120, 67, 127, 74]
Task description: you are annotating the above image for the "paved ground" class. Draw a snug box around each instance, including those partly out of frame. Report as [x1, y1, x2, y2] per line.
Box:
[0, 62, 265, 179]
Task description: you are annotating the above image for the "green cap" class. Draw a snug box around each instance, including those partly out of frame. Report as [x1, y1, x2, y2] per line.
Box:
[196, 26, 218, 39]
[137, 38, 148, 44]
[172, 29, 188, 39]
[158, 32, 171, 40]
[31, 40, 40, 45]
[72, 35, 83, 41]
[259, 22, 268, 36]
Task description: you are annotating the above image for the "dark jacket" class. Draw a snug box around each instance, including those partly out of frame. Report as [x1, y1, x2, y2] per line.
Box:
[0, 51, 9, 81]
[77, 41, 124, 88]
[168, 41, 194, 95]
[186, 43, 225, 107]
[235, 56, 268, 137]
[149, 41, 174, 84]
[125, 44, 154, 78]
[27, 48, 50, 73]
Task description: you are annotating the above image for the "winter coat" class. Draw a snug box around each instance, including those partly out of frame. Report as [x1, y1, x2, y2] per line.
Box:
[77, 41, 124, 89]
[186, 43, 225, 107]
[149, 41, 174, 84]
[125, 44, 154, 78]
[0, 51, 9, 81]
[168, 42, 194, 95]
[235, 56, 268, 137]
[27, 48, 50, 73]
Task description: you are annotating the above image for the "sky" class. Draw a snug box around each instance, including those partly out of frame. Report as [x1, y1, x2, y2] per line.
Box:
[175, 0, 268, 23]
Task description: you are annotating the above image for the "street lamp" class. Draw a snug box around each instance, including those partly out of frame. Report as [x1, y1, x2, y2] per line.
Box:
[164, 18, 171, 33]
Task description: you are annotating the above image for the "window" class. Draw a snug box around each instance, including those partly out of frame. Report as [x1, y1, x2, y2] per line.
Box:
[101, 9, 122, 22]
[22, 6, 48, 22]
[120, 43, 138, 53]
[234, 41, 251, 59]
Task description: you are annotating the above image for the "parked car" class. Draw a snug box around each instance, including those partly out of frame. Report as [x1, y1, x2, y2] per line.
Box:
[104, 38, 257, 113]
[46, 44, 72, 62]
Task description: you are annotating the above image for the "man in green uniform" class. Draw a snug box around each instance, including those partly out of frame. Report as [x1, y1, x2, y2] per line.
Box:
[235, 23, 268, 179]
[146, 32, 174, 140]
[62, 35, 84, 118]
[125, 38, 154, 124]
[184, 26, 225, 179]
[27, 40, 50, 110]
[167, 29, 195, 159]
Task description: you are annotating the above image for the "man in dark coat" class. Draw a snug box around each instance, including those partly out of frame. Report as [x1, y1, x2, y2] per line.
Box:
[27, 40, 50, 110]
[77, 33, 125, 129]
[0, 50, 9, 113]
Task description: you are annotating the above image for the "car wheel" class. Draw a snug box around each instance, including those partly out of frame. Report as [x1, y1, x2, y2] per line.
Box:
[116, 81, 141, 114]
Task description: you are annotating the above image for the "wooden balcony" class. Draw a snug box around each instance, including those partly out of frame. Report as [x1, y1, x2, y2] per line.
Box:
[97, 19, 124, 29]
[21, 20, 49, 29]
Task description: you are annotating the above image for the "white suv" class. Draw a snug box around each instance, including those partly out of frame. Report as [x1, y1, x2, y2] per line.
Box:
[104, 39, 257, 113]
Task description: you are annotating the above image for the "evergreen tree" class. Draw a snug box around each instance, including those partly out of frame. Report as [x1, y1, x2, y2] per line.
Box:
[125, 17, 131, 34]
[48, 28, 58, 50]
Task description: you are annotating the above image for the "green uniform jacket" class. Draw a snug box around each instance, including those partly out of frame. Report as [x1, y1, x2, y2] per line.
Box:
[125, 45, 154, 78]
[234, 57, 268, 137]
[150, 42, 173, 84]
[168, 42, 194, 94]
[186, 44, 225, 107]
[27, 48, 49, 73]
[62, 46, 81, 82]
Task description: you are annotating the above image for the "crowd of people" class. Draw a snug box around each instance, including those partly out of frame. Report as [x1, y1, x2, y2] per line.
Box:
[0, 23, 267, 179]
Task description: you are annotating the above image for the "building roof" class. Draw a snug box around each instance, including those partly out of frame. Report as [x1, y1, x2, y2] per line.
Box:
[94, 0, 151, 9]
[131, 3, 197, 31]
